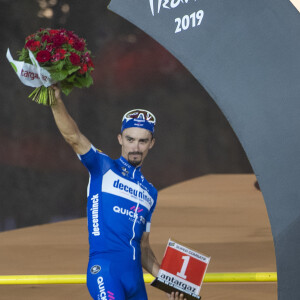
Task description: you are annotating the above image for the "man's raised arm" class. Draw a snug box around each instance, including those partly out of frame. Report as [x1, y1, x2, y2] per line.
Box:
[51, 86, 91, 155]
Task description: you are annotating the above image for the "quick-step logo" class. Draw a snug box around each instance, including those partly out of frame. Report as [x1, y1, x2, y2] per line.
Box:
[97, 276, 107, 300]
[113, 206, 146, 225]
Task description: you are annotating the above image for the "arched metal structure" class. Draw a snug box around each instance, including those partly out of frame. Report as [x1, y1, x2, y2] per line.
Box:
[108, 1, 300, 299]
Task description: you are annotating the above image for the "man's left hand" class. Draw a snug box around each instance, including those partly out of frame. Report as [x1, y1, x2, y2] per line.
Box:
[167, 291, 187, 300]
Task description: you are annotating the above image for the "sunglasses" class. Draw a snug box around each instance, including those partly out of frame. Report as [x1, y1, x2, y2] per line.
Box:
[122, 109, 156, 125]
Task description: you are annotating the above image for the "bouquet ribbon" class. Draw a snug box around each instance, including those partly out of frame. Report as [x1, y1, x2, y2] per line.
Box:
[6, 48, 56, 88]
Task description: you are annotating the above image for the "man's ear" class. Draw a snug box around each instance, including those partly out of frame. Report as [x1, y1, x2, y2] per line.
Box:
[149, 137, 155, 149]
[117, 133, 122, 146]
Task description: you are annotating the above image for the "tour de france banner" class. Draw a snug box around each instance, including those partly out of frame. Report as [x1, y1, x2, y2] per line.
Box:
[151, 239, 210, 300]
[108, 0, 206, 50]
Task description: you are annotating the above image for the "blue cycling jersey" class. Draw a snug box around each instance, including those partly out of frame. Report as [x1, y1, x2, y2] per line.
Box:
[78, 145, 157, 261]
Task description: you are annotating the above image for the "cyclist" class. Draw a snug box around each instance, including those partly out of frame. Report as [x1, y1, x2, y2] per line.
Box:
[51, 86, 186, 300]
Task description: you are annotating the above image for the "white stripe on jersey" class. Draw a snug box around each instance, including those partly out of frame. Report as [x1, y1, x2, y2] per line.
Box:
[102, 170, 154, 211]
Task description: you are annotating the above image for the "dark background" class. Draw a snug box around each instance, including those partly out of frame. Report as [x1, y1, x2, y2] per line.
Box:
[0, 0, 252, 231]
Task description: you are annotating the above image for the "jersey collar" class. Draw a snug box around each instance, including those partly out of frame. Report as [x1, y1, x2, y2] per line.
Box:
[117, 156, 142, 180]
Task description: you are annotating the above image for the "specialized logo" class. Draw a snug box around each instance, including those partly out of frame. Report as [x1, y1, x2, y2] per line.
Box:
[121, 167, 129, 177]
[91, 194, 100, 236]
[90, 265, 101, 274]
[149, 0, 198, 16]
[97, 276, 107, 300]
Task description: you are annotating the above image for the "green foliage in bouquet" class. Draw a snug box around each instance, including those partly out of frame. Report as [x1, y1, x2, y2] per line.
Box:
[18, 28, 94, 105]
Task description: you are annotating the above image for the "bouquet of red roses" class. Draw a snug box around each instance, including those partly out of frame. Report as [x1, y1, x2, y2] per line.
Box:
[7, 28, 94, 105]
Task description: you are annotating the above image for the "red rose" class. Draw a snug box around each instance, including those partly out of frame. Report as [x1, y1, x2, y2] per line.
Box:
[25, 40, 41, 52]
[25, 40, 34, 49]
[88, 59, 94, 69]
[79, 63, 88, 74]
[25, 33, 36, 41]
[57, 48, 66, 57]
[36, 50, 52, 63]
[41, 34, 51, 43]
[73, 38, 85, 52]
[68, 37, 75, 46]
[66, 30, 79, 40]
[51, 53, 60, 62]
[45, 44, 54, 52]
[49, 29, 59, 36]
[69, 52, 81, 65]
[51, 49, 67, 62]
[52, 34, 66, 47]
[83, 52, 94, 68]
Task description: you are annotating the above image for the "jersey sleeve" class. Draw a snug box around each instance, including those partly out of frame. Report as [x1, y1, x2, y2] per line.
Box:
[145, 188, 158, 232]
[77, 145, 109, 176]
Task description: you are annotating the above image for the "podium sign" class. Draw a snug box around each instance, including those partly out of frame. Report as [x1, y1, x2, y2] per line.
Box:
[151, 239, 210, 299]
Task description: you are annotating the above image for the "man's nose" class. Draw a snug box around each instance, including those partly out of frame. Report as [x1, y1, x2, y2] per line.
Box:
[132, 141, 140, 152]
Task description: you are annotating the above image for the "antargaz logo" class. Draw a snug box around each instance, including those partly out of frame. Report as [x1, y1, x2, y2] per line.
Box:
[149, 0, 198, 16]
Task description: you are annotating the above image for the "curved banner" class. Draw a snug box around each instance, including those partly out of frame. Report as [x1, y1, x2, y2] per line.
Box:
[108, 1, 300, 299]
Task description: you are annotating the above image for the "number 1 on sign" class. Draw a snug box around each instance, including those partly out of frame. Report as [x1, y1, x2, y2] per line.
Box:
[177, 255, 190, 279]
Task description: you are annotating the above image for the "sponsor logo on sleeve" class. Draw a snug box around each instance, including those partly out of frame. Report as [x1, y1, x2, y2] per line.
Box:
[90, 265, 101, 274]
[91, 194, 100, 236]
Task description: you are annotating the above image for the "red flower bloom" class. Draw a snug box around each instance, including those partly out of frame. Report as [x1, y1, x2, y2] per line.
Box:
[45, 44, 54, 52]
[51, 49, 67, 62]
[57, 48, 66, 58]
[52, 34, 66, 47]
[49, 29, 59, 36]
[36, 50, 52, 63]
[88, 60, 94, 69]
[83, 52, 94, 68]
[73, 38, 85, 52]
[69, 52, 81, 65]
[79, 64, 88, 74]
[25, 33, 36, 41]
[66, 30, 79, 40]
[68, 37, 75, 47]
[25, 40, 41, 52]
[41, 34, 52, 43]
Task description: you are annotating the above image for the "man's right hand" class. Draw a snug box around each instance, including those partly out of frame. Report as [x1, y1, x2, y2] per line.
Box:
[51, 84, 62, 104]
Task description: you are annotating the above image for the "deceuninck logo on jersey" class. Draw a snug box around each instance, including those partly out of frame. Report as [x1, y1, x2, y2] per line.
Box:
[102, 170, 154, 210]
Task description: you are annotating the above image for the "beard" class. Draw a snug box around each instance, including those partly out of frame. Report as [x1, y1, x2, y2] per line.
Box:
[128, 152, 143, 167]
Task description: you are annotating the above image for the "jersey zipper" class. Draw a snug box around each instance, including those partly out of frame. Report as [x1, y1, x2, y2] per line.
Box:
[129, 168, 139, 260]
